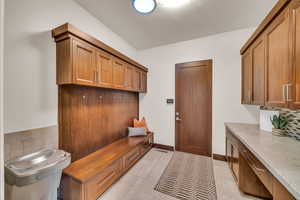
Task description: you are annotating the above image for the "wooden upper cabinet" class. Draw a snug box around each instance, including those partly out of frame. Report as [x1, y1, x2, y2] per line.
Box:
[132, 68, 141, 91]
[290, 0, 300, 109]
[96, 50, 113, 87]
[112, 57, 126, 88]
[140, 71, 147, 93]
[251, 36, 265, 105]
[241, 49, 252, 104]
[265, 7, 290, 108]
[73, 39, 96, 86]
[52, 23, 148, 93]
[125, 64, 133, 90]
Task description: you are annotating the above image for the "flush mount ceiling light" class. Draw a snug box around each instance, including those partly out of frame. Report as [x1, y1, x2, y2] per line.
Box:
[157, 0, 191, 8]
[132, 0, 157, 14]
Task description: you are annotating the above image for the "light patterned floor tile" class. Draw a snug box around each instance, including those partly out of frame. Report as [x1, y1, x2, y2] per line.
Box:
[98, 148, 262, 200]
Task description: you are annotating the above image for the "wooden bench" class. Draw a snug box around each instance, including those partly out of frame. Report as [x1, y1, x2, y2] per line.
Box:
[62, 133, 154, 200]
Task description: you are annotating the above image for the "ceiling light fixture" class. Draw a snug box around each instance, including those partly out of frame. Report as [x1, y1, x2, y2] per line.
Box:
[132, 0, 157, 14]
[157, 0, 191, 8]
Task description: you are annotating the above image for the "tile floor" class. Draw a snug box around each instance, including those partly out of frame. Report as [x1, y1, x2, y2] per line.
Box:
[98, 148, 261, 200]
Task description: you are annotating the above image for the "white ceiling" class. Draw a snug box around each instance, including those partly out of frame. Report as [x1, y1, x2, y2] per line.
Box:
[74, 0, 277, 50]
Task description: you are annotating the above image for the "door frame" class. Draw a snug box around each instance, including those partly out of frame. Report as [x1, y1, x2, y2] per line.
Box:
[175, 59, 213, 156]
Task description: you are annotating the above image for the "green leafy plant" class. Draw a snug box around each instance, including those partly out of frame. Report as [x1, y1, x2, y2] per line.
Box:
[270, 115, 288, 130]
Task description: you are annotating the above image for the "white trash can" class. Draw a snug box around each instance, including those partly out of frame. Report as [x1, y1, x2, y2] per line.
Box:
[5, 149, 71, 200]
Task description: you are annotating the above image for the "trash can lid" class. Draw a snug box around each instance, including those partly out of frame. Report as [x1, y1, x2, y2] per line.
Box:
[5, 149, 70, 177]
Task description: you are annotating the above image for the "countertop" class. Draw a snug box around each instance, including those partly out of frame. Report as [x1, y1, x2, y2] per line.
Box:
[225, 123, 300, 200]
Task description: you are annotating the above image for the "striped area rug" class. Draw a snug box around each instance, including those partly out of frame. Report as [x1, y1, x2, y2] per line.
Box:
[155, 151, 217, 200]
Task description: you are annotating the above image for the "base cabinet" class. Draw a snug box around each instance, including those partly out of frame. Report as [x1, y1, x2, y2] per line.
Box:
[226, 129, 295, 200]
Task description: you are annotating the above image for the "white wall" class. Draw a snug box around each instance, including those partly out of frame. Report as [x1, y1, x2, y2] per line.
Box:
[137, 28, 260, 155]
[0, 0, 4, 198]
[4, 0, 137, 133]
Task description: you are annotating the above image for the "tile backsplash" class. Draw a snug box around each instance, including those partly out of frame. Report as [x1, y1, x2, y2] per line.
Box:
[4, 125, 58, 161]
[261, 106, 300, 139]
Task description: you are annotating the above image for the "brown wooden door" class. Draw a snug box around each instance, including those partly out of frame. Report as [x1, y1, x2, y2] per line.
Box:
[252, 37, 265, 105]
[265, 7, 290, 108]
[125, 64, 133, 90]
[290, 1, 300, 109]
[96, 50, 113, 87]
[73, 39, 96, 86]
[132, 68, 141, 91]
[112, 57, 126, 88]
[241, 49, 252, 104]
[175, 60, 212, 157]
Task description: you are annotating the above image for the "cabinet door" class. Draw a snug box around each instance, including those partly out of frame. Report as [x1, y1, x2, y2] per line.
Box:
[96, 50, 113, 87]
[231, 144, 239, 182]
[73, 39, 96, 86]
[140, 71, 147, 93]
[241, 49, 252, 104]
[132, 68, 141, 91]
[265, 8, 290, 108]
[112, 57, 126, 88]
[226, 137, 232, 167]
[290, 1, 300, 109]
[125, 64, 133, 90]
[252, 37, 265, 105]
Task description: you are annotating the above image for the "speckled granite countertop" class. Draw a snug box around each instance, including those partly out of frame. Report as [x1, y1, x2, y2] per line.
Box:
[225, 123, 300, 199]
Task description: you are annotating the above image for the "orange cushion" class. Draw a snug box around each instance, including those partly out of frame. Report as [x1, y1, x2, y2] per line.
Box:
[133, 117, 150, 132]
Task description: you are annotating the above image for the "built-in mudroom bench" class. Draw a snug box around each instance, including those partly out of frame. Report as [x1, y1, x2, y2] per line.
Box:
[51, 23, 151, 200]
[225, 123, 300, 200]
[62, 133, 153, 200]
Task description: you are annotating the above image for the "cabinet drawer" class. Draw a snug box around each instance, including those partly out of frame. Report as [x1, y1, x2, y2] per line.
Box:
[240, 145, 273, 193]
[85, 159, 121, 200]
[123, 147, 141, 170]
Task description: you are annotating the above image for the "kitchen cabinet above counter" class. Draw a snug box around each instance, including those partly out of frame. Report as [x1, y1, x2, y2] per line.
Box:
[225, 123, 300, 199]
[241, 0, 300, 109]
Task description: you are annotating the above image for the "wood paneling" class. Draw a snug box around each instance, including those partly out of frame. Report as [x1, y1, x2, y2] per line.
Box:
[290, 0, 300, 109]
[252, 37, 265, 105]
[59, 85, 139, 162]
[175, 60, 212, 157]
[56, 39, 72, 84]
[241, 49, 252, 104]
[265, 7, 290, 108]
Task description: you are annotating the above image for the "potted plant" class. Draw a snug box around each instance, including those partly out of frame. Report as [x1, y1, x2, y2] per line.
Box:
[270, 115, 288, 136]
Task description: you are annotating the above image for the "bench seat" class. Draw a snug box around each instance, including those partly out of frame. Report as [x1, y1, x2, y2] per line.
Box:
[62, 132, 153, 200]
